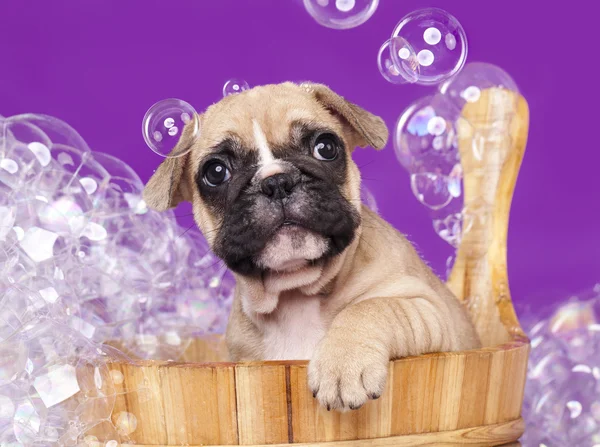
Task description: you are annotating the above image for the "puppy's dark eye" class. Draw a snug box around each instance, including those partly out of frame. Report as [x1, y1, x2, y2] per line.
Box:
[312, 134, 339, 161]
[203, 161, 231, 187]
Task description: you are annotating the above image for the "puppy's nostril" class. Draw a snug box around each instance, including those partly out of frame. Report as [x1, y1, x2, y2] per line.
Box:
[261, 173, 295, 199]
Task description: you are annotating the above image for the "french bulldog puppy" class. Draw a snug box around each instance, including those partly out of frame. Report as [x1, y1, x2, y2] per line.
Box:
[143, 82, 481, 411]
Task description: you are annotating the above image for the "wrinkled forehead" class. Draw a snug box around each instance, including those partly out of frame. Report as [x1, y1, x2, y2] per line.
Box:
[194, 84, 343, 155]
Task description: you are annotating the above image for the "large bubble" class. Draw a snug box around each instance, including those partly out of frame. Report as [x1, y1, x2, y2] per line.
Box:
[394, 94, 462, 175]
[377, 37, 419, 85]
[141, 98, 199, 158]
[223, 78, 250, 97]
[439, 62, 519, 129]
[386, 8, 467, 86]
[303, 0, 379, 30]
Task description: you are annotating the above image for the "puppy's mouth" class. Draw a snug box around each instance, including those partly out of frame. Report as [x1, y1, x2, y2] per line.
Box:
[274, 219, 303, 234]
[256, 220, 329, 273]
[279, 219, 299, 229]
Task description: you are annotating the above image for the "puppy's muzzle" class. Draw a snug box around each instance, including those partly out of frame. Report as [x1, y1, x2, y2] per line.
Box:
[261, 173, 296, 199]
[254, 161, 301, 200]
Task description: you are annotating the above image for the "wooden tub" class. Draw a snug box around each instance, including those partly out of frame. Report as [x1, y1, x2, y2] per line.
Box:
[104, 89, 530, 446]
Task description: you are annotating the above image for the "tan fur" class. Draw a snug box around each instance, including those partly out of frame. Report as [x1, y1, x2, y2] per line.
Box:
[144, 82, 481, 412]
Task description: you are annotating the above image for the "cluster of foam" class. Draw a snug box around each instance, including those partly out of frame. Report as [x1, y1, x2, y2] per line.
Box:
[520, 285, 600, 446]
[0, 114, 234, 445]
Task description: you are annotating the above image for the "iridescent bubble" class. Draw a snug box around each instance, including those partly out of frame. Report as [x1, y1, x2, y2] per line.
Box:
[303, 0, 378, 29]
[432, 212, 463, 248]
[11, 113, 92, 154]
[223, 78, 250, 97]
[13, 399, 42, 444]
[439, 62, 519, 128]
[114, 411, 137, 435]
[549, 301, 595, 334]
[390, 8, 467, 85]
[410, 172, 453, 210]
[377, 37, 418, 84]
[1, 116, 54, 160]
[142, 98, 199, 158]
[394, 94, 462, 174]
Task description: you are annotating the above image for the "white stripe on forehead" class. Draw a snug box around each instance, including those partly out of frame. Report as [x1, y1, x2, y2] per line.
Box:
[252, 119, 275, 165]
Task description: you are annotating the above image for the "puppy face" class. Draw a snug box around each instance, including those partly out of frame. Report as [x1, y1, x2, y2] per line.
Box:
[144, 82, 388, 278]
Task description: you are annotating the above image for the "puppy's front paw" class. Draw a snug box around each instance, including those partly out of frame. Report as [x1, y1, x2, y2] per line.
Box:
[308, 329, 389, 412]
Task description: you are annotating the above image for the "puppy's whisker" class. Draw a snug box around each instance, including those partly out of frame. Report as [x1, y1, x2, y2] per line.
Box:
[204, 257, 229, 273]
[173, 213, 195, 218]
[177, 224, 196, 240]
[358, 234, 379, 255]
[201, 225, 224, 237]
[358, 160, 376, 169]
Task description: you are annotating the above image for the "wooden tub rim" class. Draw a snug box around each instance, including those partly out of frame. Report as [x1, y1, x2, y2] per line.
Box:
[108, 336, 530, 370]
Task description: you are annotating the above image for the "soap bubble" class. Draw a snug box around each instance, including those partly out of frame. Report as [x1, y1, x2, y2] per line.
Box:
[390, 8, 467, 86]
[438, 62, 520, 167]
[8, 114, 91, 155]
[377, 37, 418, 84]
[114, 411, 137, 436]
[410, 172, 459, 210]
[303, 0, 379, 30]
[394, 94, 463, 175]
[439, 62, 519, 129]
[223, 78, 250, 97]
[395, 94, 466, 246]
[142, 98, 199, 158]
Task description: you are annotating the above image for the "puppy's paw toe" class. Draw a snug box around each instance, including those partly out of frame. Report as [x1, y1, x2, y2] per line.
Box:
[360, 361, 388, 400]
[308, 331, 389, 412]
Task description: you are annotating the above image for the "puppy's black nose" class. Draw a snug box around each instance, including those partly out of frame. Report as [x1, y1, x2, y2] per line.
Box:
[261, 173, 296, 199]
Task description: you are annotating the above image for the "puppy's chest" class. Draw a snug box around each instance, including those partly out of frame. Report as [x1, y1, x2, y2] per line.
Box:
[261, 293, 327, 361]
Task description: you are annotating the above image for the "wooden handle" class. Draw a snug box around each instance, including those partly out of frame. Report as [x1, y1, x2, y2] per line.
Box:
[447, 88, 529, 347]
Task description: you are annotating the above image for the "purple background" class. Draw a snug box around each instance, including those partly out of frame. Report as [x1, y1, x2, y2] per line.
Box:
[1, 0, 598, 309]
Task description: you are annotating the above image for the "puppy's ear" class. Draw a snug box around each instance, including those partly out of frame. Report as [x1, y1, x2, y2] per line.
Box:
[302, 83, 389, 150]
[143, 118, 198, 211]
